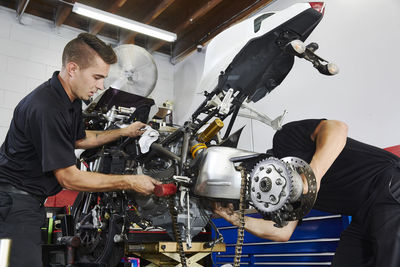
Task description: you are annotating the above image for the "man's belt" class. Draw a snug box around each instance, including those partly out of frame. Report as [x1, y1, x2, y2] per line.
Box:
[0, 182, 46, 205]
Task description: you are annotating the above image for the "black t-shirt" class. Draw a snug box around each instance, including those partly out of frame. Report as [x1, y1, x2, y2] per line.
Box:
[0, 71, 86, 197]
[273, 119, 400, 215]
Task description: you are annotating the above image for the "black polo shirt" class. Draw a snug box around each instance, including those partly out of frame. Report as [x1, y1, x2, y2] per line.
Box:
[273, 119, 400, 216]
[0, 71, 86, 197]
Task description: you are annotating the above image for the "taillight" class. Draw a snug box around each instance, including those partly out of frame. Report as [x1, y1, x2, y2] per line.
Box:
[309, 2, 325, 15]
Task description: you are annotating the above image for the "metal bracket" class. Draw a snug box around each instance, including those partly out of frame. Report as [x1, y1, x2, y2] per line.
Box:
[239, 102, 287, 130]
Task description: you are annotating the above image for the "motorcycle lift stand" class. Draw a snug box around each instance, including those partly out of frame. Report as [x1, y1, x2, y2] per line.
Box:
[126, 242, 226, 266]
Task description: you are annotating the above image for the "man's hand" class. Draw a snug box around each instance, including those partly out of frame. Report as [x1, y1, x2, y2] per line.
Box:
[213, 202, 241, 227]
[213, 201, 297, 241]
[77, 121, 148, 149]
[129, 174, 161, 195]
[123, 121, 147, 138]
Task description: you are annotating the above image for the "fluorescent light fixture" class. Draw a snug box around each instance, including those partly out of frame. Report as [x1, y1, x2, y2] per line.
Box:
[72, 2, 177, 42]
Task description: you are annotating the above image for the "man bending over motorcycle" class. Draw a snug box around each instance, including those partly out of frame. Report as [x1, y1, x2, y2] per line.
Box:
[215, 119, 400, 267]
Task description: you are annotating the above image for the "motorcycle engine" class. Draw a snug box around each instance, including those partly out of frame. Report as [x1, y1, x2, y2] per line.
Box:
[136, 128, 212, 241]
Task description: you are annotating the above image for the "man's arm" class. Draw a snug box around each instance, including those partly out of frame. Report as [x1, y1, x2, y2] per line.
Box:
[213, 203, 297, 242]
[75, 121, 146, 149]
[54, 165, 160, 195]
[309, 120, 348, 191]
[213, 119, 348, 241]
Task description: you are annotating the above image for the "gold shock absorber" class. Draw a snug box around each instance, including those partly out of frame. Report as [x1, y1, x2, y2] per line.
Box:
[197, 118, 224, 143]
[190, 143, 207, 159]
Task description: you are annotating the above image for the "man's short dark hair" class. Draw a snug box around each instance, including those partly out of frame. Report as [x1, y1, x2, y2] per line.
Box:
[62, 33, 117, 69]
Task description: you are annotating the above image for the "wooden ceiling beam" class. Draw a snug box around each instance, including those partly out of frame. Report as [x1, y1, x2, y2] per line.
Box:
[55, 1, 75, 27]
[149, 0, 223, 52]
[90, 0, 128, 35]
[122, 0, 176, 45]
[175, 0, 225, 33]
[171, 0, 274, 62]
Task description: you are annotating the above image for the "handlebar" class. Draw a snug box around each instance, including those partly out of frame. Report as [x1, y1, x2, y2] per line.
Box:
[154, 183, 177, 197]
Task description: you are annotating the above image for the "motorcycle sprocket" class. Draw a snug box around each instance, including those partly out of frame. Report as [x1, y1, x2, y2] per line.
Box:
[250, 157, 293, 214]
[249, 156, 317, 227]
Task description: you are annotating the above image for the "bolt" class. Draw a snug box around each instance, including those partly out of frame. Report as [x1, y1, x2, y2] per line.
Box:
[254, 176, 259, 182]
[277, 168, 283, 173]
[270, 195, 276, 202]
[257, 193, 261, 199]
[251, 187, 255, 192]
[264, 203, 269, 208]
[259, 166, 264, 171]
[266, 168, 272, 174]
[276, 178, 283, 185]
[161, 245, 166, 250]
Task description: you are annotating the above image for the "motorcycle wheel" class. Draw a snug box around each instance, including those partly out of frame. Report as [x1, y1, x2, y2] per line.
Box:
[72, 192, 124, 267]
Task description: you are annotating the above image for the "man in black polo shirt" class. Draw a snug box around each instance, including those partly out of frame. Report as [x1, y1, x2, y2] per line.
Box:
[0, 33, 160, 267]
[214, 119, 400, 266]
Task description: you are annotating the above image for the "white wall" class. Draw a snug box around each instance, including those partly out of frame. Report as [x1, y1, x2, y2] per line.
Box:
[0, 6, 174, 142]
[174, 0, 400, 151]
[149, 52, 174, 108]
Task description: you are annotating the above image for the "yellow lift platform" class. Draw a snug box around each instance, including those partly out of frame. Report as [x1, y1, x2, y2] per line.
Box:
[126, 241, 226, 267]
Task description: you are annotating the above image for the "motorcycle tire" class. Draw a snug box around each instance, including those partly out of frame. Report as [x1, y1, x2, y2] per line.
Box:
[72, 192, 124, 267]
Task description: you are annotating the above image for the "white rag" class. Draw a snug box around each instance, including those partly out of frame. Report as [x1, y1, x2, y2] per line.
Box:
[138, 125, 160, 153]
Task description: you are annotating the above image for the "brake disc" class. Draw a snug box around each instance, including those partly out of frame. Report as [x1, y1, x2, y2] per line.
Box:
[249, 156, 317, 227]
[281, 156, 318, 221]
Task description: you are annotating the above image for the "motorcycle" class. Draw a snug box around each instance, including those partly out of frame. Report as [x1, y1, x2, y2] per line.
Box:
[69, 2, 338, 266]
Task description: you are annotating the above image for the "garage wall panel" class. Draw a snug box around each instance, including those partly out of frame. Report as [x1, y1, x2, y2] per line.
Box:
[149, 53, 175, 108]
[11, 23, 50, 49]
[25, 77, 44, 94]
[3, 90, 25, 109]
[0, 19, 10, 39]
[0, 38, 31, 59]
[150, 77, 173, 107]
[0, 106, 13, 141]
[0, 54, 6, 72]
[29, 47, 61, 67]
[7, 56, 46, 80]
[46, 66, 59, 81]
[0, 72, 26, 94]
[173, 50, 205, 125]
[154, 53, 174, 81]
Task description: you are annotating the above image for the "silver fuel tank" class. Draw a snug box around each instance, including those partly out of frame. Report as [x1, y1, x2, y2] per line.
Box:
[194, 146, 257, 199]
